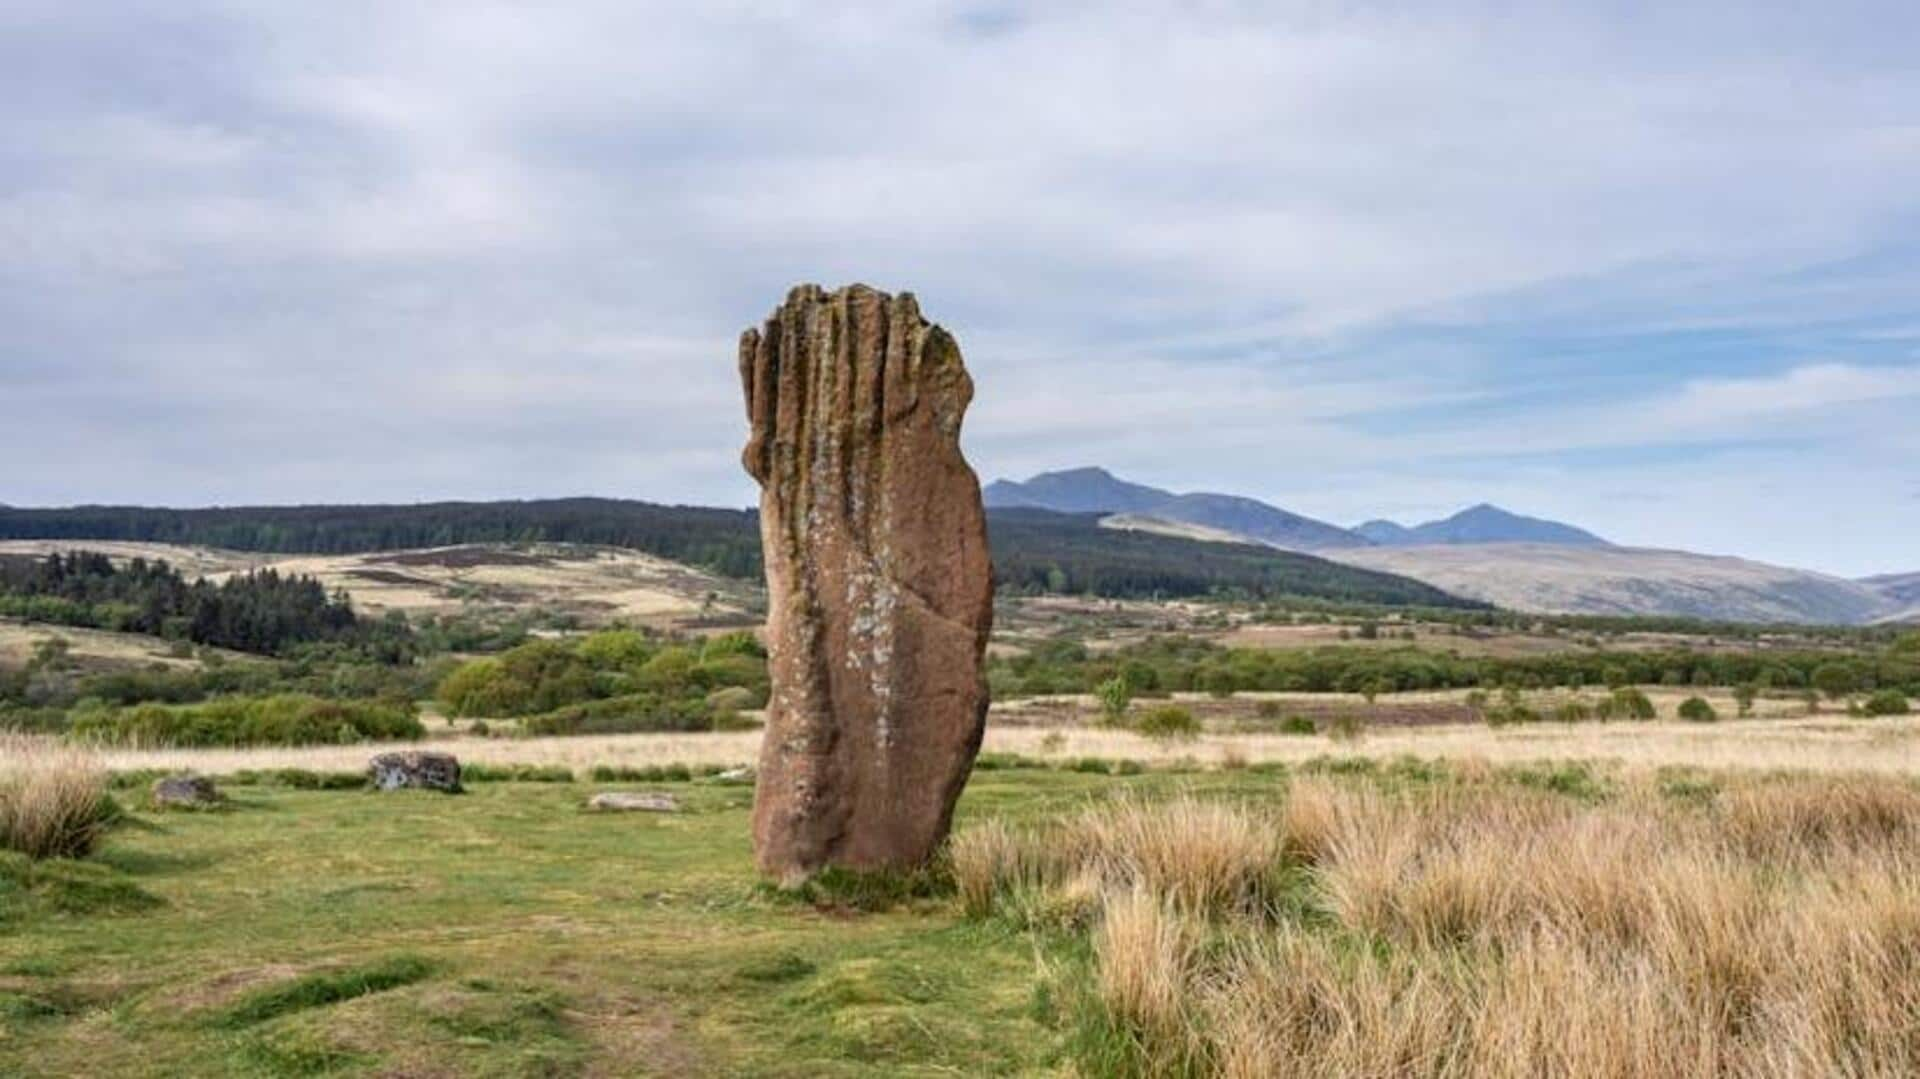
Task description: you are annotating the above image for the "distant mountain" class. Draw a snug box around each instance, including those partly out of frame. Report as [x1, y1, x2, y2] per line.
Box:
[983, 467, 1369, 550]
[1862, 573, 1920, 624]
[1325, 543, 1890, 625]
[1357, 504, 1610, 548]
[1354, 519, 1416, 545]
[988, 508, 1478, 608]
[1862, 572, 1920, 607]
[981, 467, 1168, 514]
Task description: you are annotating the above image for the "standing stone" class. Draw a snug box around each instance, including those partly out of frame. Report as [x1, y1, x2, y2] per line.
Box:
[739, 284, 994, 883]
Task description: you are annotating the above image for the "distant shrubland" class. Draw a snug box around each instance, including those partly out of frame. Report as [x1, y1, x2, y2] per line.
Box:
[435, 630, 768, 733]
[991, 635, 1920, 699]
[70, 694, 423, 747]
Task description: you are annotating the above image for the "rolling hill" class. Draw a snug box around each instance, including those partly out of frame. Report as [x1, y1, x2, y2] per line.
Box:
[986, 509, 1480, 607]
[0, 500, 1474, 609]
[984, 467, 1368, 550]
[1324, 543, 1892, 625]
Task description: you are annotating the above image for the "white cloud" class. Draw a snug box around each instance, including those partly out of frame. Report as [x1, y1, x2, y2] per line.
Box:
[2, 1, 1919, 574]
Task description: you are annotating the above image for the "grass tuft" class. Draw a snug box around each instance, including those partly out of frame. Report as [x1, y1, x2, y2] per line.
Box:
[0, 737, 114, 860]
[213, 955, 436, 1029]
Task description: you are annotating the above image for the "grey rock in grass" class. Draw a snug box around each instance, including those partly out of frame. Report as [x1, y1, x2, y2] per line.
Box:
[150, 773, 222, 809]
[367, 751, 462, 793]
[589, 791, 680, 813]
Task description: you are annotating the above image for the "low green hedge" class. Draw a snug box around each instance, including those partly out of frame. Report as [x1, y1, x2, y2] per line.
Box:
[71, 695, 423, 747]
[521, 693, 718, 736]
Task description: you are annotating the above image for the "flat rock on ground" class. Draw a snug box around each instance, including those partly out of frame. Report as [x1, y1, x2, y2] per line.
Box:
[589, 792, 680, 813]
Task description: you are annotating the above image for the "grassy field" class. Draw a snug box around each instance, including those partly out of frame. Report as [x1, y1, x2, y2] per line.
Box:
[1, 772, 1074, 1076]
[5, 754, 1920, 1077]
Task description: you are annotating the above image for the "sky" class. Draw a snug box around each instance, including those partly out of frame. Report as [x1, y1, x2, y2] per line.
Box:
[3, 2, 1918, 578]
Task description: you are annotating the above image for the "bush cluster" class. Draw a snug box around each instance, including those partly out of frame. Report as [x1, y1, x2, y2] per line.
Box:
[990, 635, 1920, 700]
[436, 630, 768, 734]
[70, 694, 423, 748]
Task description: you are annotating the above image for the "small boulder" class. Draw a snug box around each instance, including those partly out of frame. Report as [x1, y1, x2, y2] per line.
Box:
[589, 791, 680, 813]
[150, 773, 221, 810]
[368, 751, 462, 793]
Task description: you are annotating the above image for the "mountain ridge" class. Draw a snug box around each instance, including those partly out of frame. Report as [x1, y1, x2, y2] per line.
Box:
[1356, 503, 1611, 548]
[984, 467, 1368, 550]
[1326, 542, 1890, 625]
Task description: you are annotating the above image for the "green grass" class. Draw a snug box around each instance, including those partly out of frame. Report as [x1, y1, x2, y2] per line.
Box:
[0, 772, 1169, 1075]
[213, 955, 436, 1029]
[0, 759, 1646, 1076]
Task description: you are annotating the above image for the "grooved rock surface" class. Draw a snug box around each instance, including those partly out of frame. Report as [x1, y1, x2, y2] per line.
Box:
[739, 283, 993, 883]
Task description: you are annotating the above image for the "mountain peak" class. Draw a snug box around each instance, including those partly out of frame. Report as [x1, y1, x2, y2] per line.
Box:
[983, 466, 1370, 550]
[1369, 504, 1610, 548]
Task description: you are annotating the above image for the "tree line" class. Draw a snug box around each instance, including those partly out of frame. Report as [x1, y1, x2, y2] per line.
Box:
[0, 499, 765, 579]
[990, 634, 1920, 699]
[0, 551, 389, 657]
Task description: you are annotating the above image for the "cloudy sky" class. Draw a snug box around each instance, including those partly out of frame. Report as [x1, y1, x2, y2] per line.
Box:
[4, 2, 1918, 577]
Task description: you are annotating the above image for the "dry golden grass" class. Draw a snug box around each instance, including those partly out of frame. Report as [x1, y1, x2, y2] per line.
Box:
[0, 735, 110, 859]
[82, 713, 1920, 781]
[955, 771, 1920, 1077]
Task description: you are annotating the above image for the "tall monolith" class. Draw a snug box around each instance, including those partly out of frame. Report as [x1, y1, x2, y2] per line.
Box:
[739, 283, 993, 883]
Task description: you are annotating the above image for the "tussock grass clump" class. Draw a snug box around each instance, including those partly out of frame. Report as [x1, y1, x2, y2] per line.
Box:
[1130, 706, 1201, 744]
[1092, 889, 1198, 1071]
[1718, 774, 1920, 862]
[0, 851, 161, 916]
[951, 795, 1282, 925]
[954, 768, 1920, 1076]
[0, 737, 113, 860]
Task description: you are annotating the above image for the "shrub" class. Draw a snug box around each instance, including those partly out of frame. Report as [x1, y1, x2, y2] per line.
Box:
[71, 695, 423, 747]
[1095, 678, 1132, 725]
[0, 707, 70, 735]
[1551, 699, 1593, 723]
[1813, 662, 1860, 701]
[229, 768, 366, 791]
[459, 763, 574, 783]
[1325, 713, 1367, 743]
[1678, 696, 1719, 723]
[587, 764, 698, 783]
[1595, 687, 1657, 721]
[0, 739, 113, 860]
[1279, 716, 1317, 736]
[1132, 706, 1200, 743]
[1861, 690, 1911, 717]
[520, 693, 714, 736]
[1483, 689, 1540, 728]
